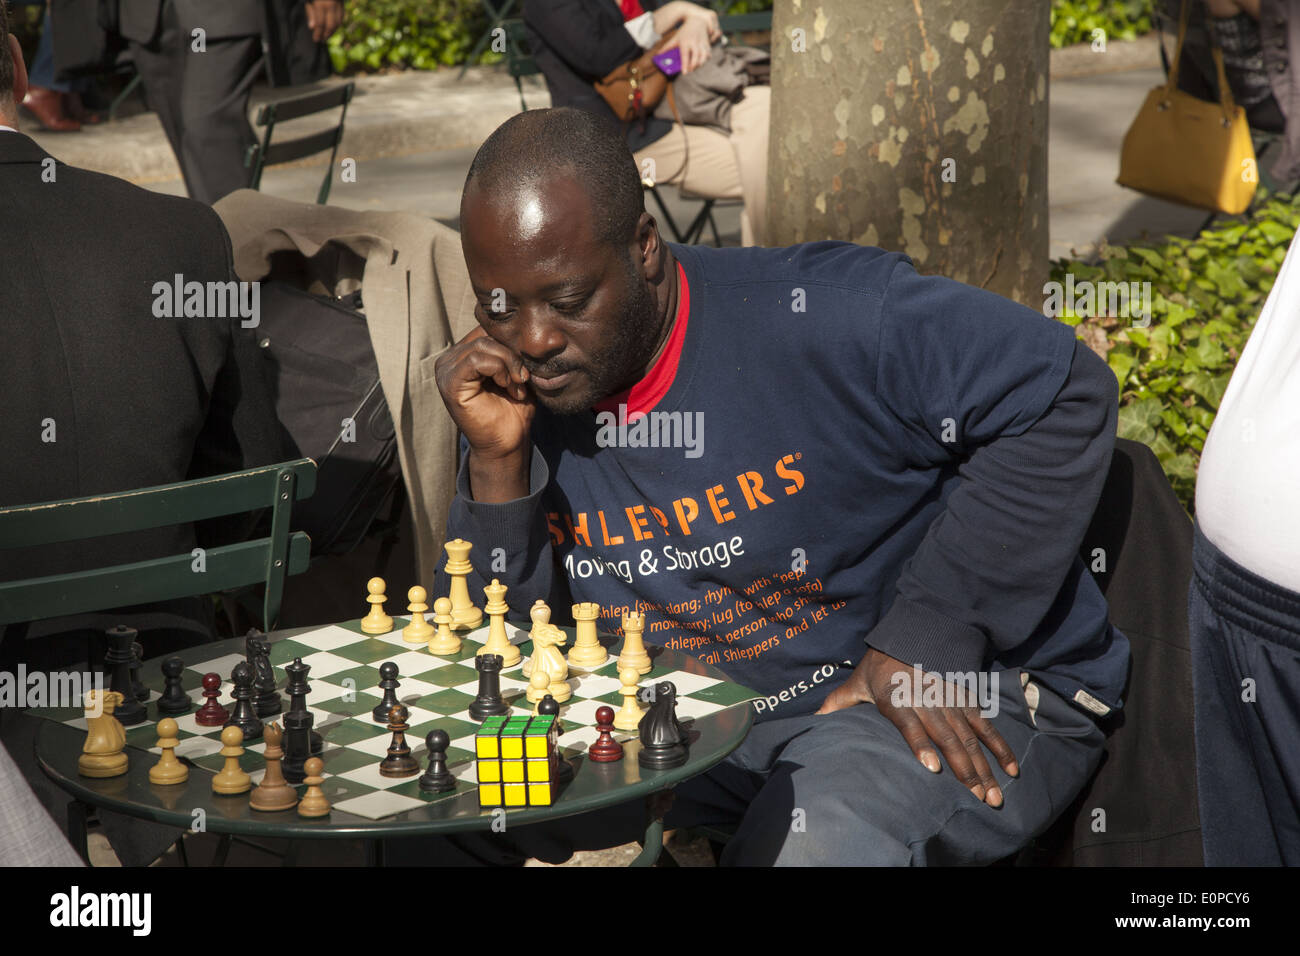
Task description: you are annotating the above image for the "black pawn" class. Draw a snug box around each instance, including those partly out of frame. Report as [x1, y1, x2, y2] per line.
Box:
[129, 642, 149, 702]
[281, 708, 313, 784]
[468, 653, 508, 722]
[537, 695, 573, 785]
[418, 729, 456, 793]
[637, 681, 688, 770]
[224, 661, 263, 741]
[156, 656, 191, 715]
[246, 634, 281, 718]
[372, 661, 401, 723]
[104, 625, 146, 726]
[379, 704, 419, 777]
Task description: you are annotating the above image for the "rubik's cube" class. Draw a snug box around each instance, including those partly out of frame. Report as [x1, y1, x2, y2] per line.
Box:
[475, 714, 559, 807]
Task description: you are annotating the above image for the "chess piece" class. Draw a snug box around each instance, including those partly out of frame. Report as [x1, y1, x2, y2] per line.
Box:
[156, 656, 191, 715]
[537, 695, 573, 785]
[194, 672, 228, 727]
[212, 725, 252, 795]
[467, 653, 509, 721]
[637, 681, 689, 770]
[149, 717, 188, 785]
[567, 602, 607, 668]
[78, 689, 128, 778]
[477, 579, 521, 667]
[247, 634, 281, 718]
[361, 576, 394, 634]
[224, 661, 263, 741]
[281, 657, 322, 784]
[527, 666, 551, 707]
[250, 723, 299, 812]
[444, 538, 483, 630]
[587, 705, 624, 762]
[618, 611, 653, 675]
[403, 586, 434, 643]
[371, 661, 402, 723]
[613, 666, 644, 731]
[426, 597, 461, 655]
[297, 757, 330, 817]
[104, 625, 146, 725]
[418, 729, 456, 793]
[129, 641, 149, 702]
[379, 704, 420, 777]
[522, 600, 552, 677]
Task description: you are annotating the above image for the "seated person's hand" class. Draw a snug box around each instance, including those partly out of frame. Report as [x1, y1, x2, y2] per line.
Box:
[671, 16, 715, 74]
[817, 647, 1019, 808]
[306, 0, 344, 42]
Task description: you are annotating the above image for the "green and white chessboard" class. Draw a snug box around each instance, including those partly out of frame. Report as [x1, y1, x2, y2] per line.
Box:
[46, 618, 759, 821]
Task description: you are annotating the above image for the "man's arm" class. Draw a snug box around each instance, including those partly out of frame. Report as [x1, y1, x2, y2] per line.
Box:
[820, 258, 1118, 806]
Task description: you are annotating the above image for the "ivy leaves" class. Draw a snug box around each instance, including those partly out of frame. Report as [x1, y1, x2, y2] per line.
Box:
[1054, 191, 1300, 513]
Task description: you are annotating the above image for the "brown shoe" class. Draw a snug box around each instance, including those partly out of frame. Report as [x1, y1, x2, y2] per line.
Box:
[21, 86, 81, 132]
[63, 91, 102, 125]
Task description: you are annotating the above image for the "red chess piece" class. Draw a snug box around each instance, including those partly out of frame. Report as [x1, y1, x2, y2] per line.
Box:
[587, 705, 624, 763]
[195, 672, 229, 727]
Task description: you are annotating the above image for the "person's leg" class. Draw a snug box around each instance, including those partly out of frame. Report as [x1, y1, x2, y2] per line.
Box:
[1190, 522, 1300, 865]
[634, 123, 747, 242]
[726, 84, 769, 246]
[173, 30, 264, 204]
[715, 670, 1105, 866]
[128, 3, 194, 196]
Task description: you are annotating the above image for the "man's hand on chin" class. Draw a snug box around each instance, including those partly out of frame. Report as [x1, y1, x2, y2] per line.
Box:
[817, 647, 1019, 808]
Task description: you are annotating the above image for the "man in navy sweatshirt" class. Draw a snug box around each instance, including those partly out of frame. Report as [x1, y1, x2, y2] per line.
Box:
[433, 107, 1129, 865]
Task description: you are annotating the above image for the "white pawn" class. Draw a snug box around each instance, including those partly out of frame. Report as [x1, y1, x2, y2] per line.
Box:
[403, 586, 434, 642]
[361, 577, 393, 634]
[613, 666, 644, 731]
[426, 597, 461, 655]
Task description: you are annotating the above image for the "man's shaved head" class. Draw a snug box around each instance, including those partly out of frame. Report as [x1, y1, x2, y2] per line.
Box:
[462, 107, 645, 249]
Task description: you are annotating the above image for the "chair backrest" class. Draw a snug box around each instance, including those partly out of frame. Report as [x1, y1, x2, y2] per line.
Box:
[503, 19, 540, 111]
[244, 81, 356, 205]
[0, 459, 317, 631]
[719, 12, 773, 40]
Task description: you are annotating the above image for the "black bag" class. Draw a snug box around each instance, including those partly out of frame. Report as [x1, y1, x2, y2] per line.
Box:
[253, 281, 404, 556]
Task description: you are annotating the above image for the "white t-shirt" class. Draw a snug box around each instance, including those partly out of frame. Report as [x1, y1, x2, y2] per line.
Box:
[1195, 232, 1300, 594]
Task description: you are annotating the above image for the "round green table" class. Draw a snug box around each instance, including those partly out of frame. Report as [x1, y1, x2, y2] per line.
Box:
[35, 625, 755, 866]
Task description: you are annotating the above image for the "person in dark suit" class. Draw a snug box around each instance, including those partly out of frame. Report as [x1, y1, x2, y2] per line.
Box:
[0, 18, 290, 664]
[2, 23, 292, 862]
[119, 0, 343, 204]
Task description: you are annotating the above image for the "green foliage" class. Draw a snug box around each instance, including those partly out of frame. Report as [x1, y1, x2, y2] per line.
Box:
[1052, 192, 1300, 512]
[327, 0, 500, 73]
[1050, 0, 1154, 49]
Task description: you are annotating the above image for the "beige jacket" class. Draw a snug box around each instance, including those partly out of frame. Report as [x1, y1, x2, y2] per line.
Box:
[213, 189, 478, 584]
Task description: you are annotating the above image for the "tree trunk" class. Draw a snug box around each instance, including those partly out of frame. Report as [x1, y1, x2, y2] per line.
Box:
[766, 0, 1050, 307]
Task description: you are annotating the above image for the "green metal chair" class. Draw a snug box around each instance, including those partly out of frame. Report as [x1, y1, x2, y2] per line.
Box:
[244, 82, 356, 205]
[0, 459, 317, 631]
[460, 0, 524, 81]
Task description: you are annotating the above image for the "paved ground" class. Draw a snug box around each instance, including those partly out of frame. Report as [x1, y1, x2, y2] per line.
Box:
[35, 33, 1208, 868]
[18, 32, 1209, 258]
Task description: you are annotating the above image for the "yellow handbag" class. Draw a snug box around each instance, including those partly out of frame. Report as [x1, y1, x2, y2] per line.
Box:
[1117, 0, 1257, 215]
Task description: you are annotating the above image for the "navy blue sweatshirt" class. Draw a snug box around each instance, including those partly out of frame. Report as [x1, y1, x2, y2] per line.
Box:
[440, 242, 1130, 722]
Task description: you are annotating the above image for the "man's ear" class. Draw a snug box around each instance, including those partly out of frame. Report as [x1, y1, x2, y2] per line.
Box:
[636, 211, 661, 280]
[8, 34, 29, 110]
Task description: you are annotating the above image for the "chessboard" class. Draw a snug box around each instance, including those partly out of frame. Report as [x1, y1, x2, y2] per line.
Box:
[35, 618, 760, 821]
